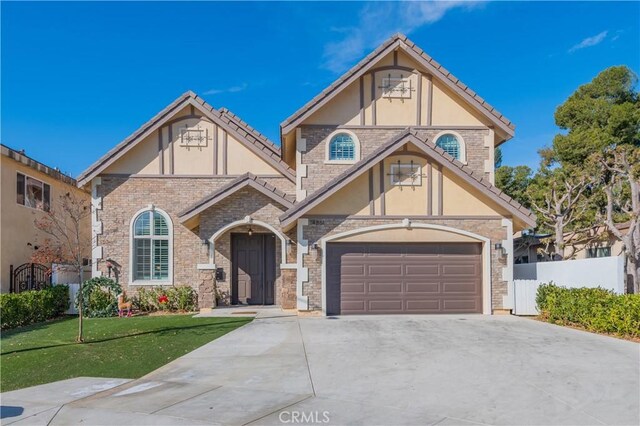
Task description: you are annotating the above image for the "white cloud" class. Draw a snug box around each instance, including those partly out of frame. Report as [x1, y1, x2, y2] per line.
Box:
[203, 83, 248, 95]
[568, 31, 608, 53]
[322, 1, 484, 73]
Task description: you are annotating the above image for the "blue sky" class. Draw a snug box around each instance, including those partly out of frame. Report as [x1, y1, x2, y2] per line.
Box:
[2, 1, 639, 177]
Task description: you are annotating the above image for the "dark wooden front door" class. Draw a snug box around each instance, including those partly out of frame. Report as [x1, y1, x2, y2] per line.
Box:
[231, 233, 276, 305]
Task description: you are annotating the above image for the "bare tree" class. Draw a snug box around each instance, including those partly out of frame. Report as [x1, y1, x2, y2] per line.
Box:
[595, 146, 640, 293]
[528, 169, 591, 260]
[32, 191, 91, 342]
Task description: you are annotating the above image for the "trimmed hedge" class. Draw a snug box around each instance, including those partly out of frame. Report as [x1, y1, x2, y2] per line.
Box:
[0, 285, 70, 329]
[536, 283, 640, 338]
[132, 286, 198, 313]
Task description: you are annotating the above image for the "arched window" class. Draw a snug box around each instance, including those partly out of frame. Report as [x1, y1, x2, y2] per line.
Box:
[436, 134, 461, 160]
[131, 208, 172, 282]
[329, 133, 356, 161]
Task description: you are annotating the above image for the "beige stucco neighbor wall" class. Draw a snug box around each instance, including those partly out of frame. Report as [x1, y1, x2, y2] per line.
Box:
[95, 176, 295, 308]
[299, 217, 508, 312]
[0, 155, 90, 292]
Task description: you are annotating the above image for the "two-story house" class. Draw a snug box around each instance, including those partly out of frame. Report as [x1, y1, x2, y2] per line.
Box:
[1, 144, 91, 292]
[78, 34, 535, 315]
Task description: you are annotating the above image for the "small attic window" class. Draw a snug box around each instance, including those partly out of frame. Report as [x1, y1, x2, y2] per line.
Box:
[329, 134, 356, 161]
[436, 134, 461, 160]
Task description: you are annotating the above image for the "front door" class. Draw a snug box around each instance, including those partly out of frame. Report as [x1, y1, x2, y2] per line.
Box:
[231, 233, 276, 305]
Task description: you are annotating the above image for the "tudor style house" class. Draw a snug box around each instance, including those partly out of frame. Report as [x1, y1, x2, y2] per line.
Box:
[78, 34, 535, 315]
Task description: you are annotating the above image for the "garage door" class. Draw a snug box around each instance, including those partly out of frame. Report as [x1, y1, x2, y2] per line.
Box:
[326, 243, 482, 315]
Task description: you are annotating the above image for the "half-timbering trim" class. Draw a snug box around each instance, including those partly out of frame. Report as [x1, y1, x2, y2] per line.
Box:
[379, 161, 385, 215]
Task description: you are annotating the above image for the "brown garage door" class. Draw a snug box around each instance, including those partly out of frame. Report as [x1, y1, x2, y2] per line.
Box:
[326, 243, 482, 315]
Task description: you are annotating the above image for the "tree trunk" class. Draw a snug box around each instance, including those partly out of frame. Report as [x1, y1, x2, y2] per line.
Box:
[77, 271, 84, 343]
[554, 221, 565, 261]
[629, 255, 639, 294]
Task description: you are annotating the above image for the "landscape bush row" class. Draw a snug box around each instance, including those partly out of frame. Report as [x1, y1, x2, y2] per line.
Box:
[78, 278, 198, 317]
[0, 285, 69, 329]
[536, 283, 640, 338]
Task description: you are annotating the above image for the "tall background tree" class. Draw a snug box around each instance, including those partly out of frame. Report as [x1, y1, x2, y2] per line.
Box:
[496, 66, 639, 274]
[31, 191, 92, 342]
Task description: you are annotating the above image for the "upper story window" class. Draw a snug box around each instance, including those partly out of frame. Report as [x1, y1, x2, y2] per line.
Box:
[329, 133, 356, 161]
[131, 208, 172, 283]
[435, 134, 461, 161]
[16, 173, 51, 212]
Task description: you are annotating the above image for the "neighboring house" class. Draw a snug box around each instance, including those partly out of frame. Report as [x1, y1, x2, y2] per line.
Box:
[78, 34, 535, 315]
[0, 144, 91, 292]
[514, 224, 628, 264]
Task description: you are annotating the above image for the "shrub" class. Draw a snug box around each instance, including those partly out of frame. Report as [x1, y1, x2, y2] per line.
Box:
[0, 285, 69, 329]
[536, 283, 640, 338]
[77, 277, 121, 318]
[132, 286, 198, 313]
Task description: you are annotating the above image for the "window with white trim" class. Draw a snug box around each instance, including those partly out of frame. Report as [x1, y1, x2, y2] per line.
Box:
[16, 172, 51, 212]
[132, 210, 170, 281]
[329, 133, 356, 161]
[436, 134, 461, 160]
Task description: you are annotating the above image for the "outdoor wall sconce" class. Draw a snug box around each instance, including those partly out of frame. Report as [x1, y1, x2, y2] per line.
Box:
[201, 238, 210, 247]
[248, 227, 253, 236]
[311, 243, 321, 260]
[494, 243, 507, 257]
[286, 239, 293, 255]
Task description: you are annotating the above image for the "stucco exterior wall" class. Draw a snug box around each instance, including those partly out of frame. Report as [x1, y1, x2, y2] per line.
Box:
[299, 216, 509, 311]
[0, 155, 91, 292]
[104, 115, 281, 177]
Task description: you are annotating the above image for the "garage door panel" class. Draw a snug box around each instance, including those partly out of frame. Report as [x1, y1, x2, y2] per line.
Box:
[405, 282, 440, 293]
[368, 300, 404, 311]
[341, 300, 365, 312]
[443, 299, 481, 311]
[406, 299, 441, 312]
[368, 264, 403, 275]
[405, 264, 440, 276]
[443, 282, 481, 294]
[368, 282, 403, 293]
[342, 282, 366, 294]
[327, 242, 482, 315]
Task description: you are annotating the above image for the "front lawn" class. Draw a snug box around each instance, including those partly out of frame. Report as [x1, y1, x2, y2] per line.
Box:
[0, 315, 251, 392]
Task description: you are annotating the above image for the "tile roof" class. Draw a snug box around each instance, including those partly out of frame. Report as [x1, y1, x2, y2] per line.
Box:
[280, 33, 514, 137]
[280, 128, 535, 228]
[178, 172, 295, 223]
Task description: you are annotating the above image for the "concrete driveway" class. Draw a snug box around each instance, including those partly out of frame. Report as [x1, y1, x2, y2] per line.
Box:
[3, 312, 639, 425]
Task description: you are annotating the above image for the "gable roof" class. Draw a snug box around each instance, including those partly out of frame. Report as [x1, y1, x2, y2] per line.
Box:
[280, 33, 515, 139]
[279, 129, 535, 228]
[77, 91, 295, 187]
[178, 172, 295, 224]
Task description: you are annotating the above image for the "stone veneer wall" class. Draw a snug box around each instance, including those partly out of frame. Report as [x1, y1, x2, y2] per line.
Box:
[299, 216, 508, 311]
[299, 126, 491, 194]
[96, 176, 296, 309]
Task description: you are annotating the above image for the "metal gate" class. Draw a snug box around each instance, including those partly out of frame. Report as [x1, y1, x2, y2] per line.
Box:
[9, 263, 51, 293]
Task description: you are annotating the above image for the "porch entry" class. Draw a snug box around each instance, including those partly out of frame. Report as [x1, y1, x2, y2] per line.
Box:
[231, 233, 276, 305]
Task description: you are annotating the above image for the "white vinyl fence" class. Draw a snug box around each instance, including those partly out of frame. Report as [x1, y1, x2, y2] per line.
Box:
[513, 256, 625, 315]
[51, 264, 91, 315]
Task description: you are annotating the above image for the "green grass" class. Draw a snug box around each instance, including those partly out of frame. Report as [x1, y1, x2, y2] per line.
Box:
[0, 315, 252, 392]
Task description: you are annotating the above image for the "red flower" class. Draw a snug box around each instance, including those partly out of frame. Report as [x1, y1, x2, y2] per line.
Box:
[158, 295, 169, 304]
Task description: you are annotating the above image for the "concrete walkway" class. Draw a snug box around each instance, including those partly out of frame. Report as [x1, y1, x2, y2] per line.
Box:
[2, 313, 638, 425]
